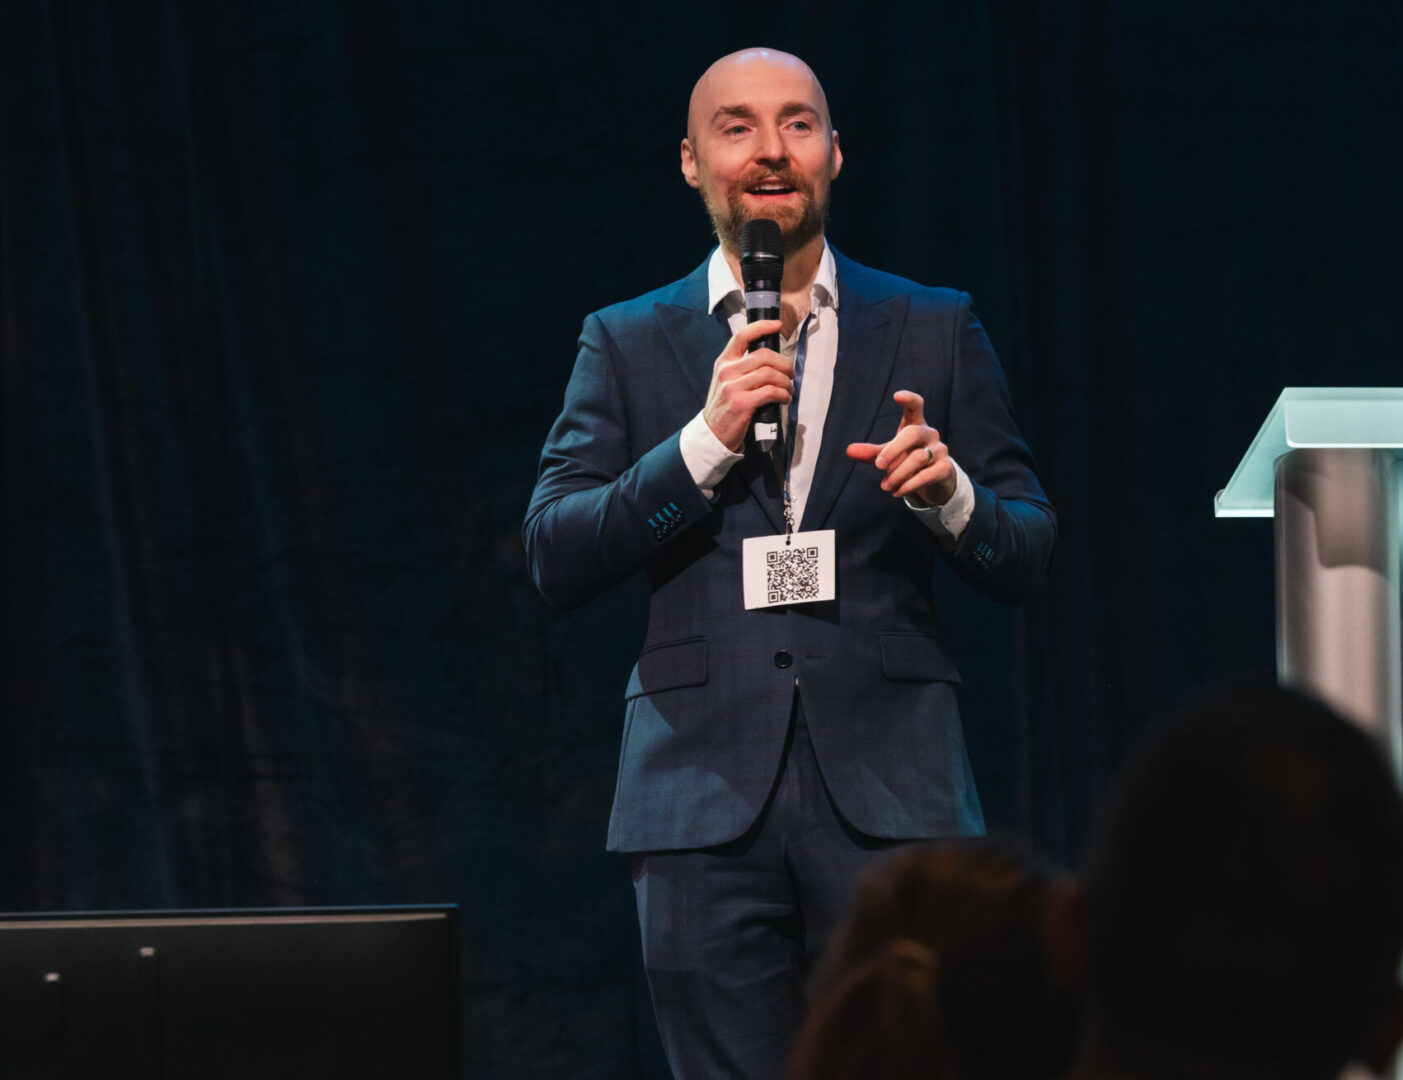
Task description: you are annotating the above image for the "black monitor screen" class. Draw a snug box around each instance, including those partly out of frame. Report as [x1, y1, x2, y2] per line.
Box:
[0, 906, 458, 1079]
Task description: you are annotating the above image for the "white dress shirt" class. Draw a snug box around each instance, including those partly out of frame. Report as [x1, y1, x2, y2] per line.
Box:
[678, 242, 973, 542]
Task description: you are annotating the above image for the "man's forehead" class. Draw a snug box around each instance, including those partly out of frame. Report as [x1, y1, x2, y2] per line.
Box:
[687, 48, 831, 134]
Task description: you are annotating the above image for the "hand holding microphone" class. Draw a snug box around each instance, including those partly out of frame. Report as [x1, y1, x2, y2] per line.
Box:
[740, 219, 785, 452]
[701, 219, 793, 453]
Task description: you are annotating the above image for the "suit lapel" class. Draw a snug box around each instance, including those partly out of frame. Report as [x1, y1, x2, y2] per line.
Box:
[655, 260, 727, 401]
[803, 256, 908, 531]
[655, 256, 786, 532]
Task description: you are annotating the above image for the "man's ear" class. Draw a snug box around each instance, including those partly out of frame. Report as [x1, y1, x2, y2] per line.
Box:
[680, 138, 700, 189]
[1359, 984, 1403, 1074]
[829, 130, 843, 180]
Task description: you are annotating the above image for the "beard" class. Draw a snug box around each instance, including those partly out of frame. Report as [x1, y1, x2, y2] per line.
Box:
[701, 167, 830, 256]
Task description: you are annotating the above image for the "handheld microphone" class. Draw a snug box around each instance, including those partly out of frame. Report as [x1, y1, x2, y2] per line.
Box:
[740, 219, 784, 452]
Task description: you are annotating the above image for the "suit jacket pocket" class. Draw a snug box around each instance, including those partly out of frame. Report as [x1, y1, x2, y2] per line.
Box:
[879, 633, 962, 684]
[625, 637, 709, 698]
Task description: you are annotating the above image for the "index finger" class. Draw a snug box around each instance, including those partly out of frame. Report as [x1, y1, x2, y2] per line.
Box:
[894, 390, 926, 428]
[727, 319, 784, 356]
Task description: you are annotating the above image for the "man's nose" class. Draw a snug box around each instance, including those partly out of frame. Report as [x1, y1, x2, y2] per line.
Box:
[754, 123, 787, 164]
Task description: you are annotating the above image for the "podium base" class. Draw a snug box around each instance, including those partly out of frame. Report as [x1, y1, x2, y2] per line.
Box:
[1275, 448, 1402, 772]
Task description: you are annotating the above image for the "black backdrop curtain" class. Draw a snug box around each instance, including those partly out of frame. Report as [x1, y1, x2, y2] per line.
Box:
[2, 2, 1398, 1076]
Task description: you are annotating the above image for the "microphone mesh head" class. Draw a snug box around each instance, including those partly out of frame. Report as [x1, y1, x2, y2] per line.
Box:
[740, 218, 783, 288]
[740, 218, 782, 261]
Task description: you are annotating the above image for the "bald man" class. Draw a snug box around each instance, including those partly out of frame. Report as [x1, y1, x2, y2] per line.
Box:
[524, 48, 1056, 1078]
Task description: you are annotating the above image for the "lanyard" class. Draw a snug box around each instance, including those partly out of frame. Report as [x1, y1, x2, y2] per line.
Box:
[781, 313, 814, 537]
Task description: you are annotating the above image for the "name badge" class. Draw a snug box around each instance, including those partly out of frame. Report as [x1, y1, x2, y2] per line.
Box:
[742, 530, 837, 610]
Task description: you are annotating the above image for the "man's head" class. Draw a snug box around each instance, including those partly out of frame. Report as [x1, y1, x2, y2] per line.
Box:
[1086, 685, 1403, 1079]
[681, 48, 842, 257]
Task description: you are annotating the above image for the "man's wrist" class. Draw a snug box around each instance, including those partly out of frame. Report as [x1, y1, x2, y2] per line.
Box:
[905, 460, 974, 541]
[680, 412, 744, 499]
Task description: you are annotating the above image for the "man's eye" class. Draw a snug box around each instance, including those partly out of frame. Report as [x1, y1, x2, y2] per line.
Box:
[725, 124, 749, 136]
[791, 120, 811, 131]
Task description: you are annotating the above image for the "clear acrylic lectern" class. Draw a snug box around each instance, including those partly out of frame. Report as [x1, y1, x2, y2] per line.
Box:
[1216, 388, 1403, 768]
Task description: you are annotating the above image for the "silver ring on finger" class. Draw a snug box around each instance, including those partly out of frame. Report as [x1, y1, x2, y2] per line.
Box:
[923, 445, 934, 464]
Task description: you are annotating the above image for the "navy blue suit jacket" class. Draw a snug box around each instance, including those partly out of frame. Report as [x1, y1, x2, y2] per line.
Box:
[524, 249, 1056, 853]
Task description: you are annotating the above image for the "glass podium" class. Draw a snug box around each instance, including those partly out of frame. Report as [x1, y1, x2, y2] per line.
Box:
[1216, 388, 1403, 766]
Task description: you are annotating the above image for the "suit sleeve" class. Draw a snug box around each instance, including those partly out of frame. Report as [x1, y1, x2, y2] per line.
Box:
[940, 292, 1057, 603]
[522, 312, 715, 609]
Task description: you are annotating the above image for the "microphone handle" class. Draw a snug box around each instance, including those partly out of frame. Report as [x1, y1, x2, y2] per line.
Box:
[746, 297, 782, 451]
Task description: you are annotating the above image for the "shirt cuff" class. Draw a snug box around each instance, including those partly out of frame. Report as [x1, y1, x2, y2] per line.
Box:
[904, 460, 975, 545]
[680, 412, 744, 499]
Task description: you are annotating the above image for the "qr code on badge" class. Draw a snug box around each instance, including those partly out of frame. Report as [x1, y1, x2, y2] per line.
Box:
[766, 546, 821, 604]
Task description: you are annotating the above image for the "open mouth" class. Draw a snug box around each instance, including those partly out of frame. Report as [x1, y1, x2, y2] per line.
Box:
[746, 181, 796, 198]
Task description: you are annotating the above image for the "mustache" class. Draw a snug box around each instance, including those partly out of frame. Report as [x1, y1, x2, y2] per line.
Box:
[729, 169, 811, 195]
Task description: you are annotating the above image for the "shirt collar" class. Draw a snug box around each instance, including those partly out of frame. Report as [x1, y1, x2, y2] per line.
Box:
[707, 239, 839, 315]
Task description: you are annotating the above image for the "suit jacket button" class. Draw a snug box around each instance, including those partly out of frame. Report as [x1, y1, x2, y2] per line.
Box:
[773, 650, 792, 669]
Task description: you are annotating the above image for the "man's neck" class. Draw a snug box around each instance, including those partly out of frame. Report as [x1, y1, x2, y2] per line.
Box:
[722, 232, 825, 338]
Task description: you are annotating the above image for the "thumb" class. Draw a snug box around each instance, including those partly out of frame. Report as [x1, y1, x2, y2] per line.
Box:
[846, 442, 882, 462]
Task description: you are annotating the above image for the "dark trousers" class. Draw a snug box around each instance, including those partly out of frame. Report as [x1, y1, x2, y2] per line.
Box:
[631, 693, 909, 1080]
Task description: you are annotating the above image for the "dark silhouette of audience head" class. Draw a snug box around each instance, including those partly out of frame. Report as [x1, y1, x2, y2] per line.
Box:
[785, 938, 958, 1080]
[789, 838, 1082, 1080]
[1084, 683, 1403, 1079]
